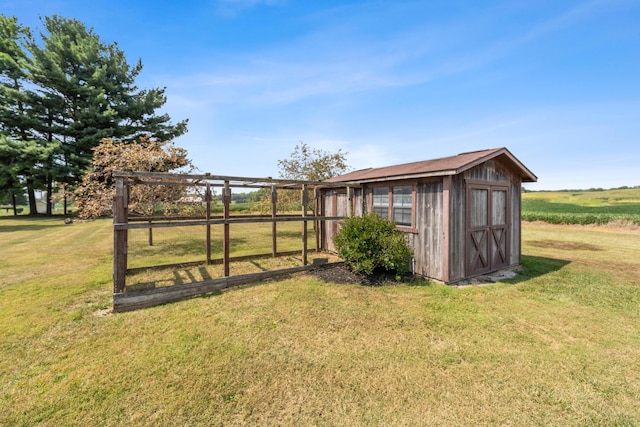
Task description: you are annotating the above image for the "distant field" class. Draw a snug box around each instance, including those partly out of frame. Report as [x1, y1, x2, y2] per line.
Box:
[522, 187, 640, 225]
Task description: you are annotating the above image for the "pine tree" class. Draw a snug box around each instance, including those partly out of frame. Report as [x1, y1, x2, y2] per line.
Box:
[0, 15, 49, 214]
[0, 14, 189, 215]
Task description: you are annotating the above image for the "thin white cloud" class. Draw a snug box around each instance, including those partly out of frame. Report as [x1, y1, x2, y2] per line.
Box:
[165, 0, 624, 110]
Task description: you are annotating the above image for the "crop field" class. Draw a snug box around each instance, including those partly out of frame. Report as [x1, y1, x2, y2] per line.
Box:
[522, 187, 640, 225]
[1, 191, 639, 425]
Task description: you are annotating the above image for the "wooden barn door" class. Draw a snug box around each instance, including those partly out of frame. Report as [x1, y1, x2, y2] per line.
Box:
[466, 182, 510, 277]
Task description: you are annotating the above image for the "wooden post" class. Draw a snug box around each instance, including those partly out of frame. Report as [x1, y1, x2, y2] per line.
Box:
[113, 177, 128, 294]
[442, 176, 451, 283]
[223, 181, 230, 277]
[148, 221, 153, 246]
[206, 183, 211, 264]
[346, 186, 352, 217]
[314, 187, 320, 252]
[301, 184, 308, 266]
[271, 185, 277, 257]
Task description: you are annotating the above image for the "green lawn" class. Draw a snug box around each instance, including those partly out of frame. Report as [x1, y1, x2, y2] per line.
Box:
[1, 216, 639, 425]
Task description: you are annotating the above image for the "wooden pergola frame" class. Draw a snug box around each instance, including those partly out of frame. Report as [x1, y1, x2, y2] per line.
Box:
[112, 170, 359, 311]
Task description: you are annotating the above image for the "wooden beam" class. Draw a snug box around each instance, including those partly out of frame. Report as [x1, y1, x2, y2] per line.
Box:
[112, 170, 359, 188]
[223, 180, 230, 277]
[206, 183, 211, 265]
[271, 185, 277, 257]
[302, 184, 308, 266]
[113, 263, 336, 312]
[114, 216, 348, 230]
[314, 187, 320, 252]
[113, 177, 128, 294]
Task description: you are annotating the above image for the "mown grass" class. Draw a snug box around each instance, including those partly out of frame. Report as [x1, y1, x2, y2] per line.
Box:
[128, 221, 314, 269]
[522, 188, 640, 225]
[1, 217, 639, 426]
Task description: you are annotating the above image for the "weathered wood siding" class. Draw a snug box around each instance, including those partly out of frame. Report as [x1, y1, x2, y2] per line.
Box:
[510, 179, 522, 266]
[409, 179, 444, 280]
[352, 188, 364, 216]
[321, 190, 335, 251]
[449, 173, 467, 282]
[321, 189, 359, 252]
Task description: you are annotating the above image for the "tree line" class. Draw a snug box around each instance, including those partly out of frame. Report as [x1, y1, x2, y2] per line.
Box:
[0, 15, 187, 215]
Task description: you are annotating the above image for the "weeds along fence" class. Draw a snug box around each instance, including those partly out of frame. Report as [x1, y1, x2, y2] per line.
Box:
[112, 171, 358, 311]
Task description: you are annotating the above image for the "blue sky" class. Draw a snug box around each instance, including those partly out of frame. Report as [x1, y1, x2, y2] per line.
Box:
[4, 0, 640, 190]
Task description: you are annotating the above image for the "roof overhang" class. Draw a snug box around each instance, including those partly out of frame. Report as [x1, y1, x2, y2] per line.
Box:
[324, 147, 537, 184]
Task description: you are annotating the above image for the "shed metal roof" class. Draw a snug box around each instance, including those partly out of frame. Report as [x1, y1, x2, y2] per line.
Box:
[325, 147, 537, 184]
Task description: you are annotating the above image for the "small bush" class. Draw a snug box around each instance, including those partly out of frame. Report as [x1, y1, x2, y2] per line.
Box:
[333, 213, 413, 276]
[522, 212, 640, 226]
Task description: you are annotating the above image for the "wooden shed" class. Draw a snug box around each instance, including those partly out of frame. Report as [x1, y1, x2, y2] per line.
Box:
[320, 147, 537, 283]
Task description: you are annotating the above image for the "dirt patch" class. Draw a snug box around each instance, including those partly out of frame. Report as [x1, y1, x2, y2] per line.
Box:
[309, 263, 411, 286]
[93, 308, 113, 317]
[525, 220, 640, 233]
[528, 240, 603, 251]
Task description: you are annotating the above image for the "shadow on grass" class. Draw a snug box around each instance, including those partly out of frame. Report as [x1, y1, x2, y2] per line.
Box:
[277, 230, 304, 239]
[505, 255, 571, 284]
[127, 265, 216, 292]
[0, 215, 71, 232]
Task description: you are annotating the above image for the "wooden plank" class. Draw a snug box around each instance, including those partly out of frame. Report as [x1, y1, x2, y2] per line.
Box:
[115, 216, 347, 230]
[128, 213, 325, 222]
[413, 179, 444, 280]
[442, 176, 451, 283]
[113, 264, 331, 312]
[450, 174, 469, 282]
[513, 181, 522, 265]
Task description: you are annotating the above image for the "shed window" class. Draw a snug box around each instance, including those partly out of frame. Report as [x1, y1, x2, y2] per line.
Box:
[392, 185, 413, 226]
[370, 184, 415, 228]
[372, 187, 389, 218]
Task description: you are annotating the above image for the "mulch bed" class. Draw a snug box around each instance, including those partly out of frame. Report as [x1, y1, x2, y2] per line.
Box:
[309, 263, 411, 286]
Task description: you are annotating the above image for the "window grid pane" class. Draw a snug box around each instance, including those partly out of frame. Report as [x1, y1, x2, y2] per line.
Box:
[374, 206, 389, 218]
[393, 207, 412, 225]
[392, 186, 412, 226]
[372, 187, 389, 218]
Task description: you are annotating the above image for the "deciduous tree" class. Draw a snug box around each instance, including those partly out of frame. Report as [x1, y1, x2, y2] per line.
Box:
[278, 142, 349, 181]
[74, 137, 192, 219]
[253, 142, 349, 213]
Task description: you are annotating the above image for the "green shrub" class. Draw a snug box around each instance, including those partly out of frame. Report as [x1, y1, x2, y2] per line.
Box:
[522, 212, 640, 226]
[333, 213, 413, 276]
